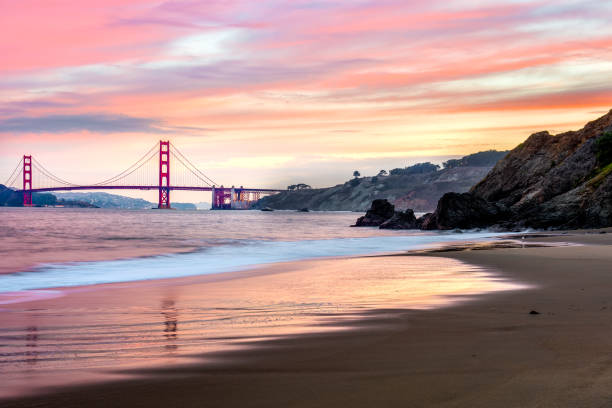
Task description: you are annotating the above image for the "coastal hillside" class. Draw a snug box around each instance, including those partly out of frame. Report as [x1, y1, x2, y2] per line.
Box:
[255, 150, 508, 212]
[54, 192, 153, 209]
[0, 185, 96, 207]
[0, 188, 198, 209]
[53, 192, 198, 210]
[421, 110, 612, 229]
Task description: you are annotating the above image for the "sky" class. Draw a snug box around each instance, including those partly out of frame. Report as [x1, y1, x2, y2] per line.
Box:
[1, 0, 612, 202]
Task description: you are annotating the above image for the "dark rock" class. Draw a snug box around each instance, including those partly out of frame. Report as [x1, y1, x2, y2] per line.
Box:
[380, 209, 418, 229]
[260, 207, 274, 212]
[297, 208, 309, 212]
[420, 192, 510, 230]
[529, 310, 540, 315]
[353, 199, 395, 227]
[415, 212, 433, 229]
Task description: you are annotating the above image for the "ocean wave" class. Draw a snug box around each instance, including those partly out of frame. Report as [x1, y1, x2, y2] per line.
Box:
[0, 231, 507, 293]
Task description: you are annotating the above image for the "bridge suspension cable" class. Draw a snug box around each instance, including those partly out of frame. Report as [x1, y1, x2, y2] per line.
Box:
[90, 142, 159, 186]
[4, 158, 22, 188]
[32, 158, 79, 187]
[170, 144, 218, 187]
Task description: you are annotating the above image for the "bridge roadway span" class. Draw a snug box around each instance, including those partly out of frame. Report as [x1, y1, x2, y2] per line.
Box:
[20, 186, 281, 194]
[18, 185, 282, 210]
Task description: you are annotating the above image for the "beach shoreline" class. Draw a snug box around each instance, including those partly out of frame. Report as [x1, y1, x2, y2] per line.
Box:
[3, 229, 612, 407]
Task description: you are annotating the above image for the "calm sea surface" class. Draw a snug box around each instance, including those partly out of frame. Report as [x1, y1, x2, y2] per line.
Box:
[0, 208, 525, 398]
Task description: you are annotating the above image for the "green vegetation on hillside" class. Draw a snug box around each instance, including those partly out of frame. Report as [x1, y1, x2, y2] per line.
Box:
[443, 150, 508, 169]
[596, 131, 612, 166]
[389, 162, 439, 176]
[587, 162, 612, 189]
[287, 183, 312, 190]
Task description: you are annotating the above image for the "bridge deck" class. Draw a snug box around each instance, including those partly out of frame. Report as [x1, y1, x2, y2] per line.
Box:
[16, 186, 283, 193]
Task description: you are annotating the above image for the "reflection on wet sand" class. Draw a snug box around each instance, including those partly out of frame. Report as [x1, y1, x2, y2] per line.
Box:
[25, 326, 38, 366]
[0, 255, 526, 399]
[161, 299, 178, 351]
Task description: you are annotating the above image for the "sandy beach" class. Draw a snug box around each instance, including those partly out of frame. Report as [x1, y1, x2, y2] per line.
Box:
[3, 230, 612, 407]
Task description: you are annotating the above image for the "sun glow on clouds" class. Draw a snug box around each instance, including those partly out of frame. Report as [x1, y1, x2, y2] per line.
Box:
[1, 0, 612, 193]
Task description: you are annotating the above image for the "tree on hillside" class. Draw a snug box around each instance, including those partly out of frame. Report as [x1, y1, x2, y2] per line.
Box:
[353, 170, 361, 178]
[389, 162, 439, 176]
[377, 169, 387, 176]
[287, 183, 311, 190]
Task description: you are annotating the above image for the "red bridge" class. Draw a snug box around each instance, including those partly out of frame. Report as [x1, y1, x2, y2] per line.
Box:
[4, 141, 282, 209]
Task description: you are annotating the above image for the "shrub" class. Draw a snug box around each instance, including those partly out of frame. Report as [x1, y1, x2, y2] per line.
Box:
[596, 131, 612, 166]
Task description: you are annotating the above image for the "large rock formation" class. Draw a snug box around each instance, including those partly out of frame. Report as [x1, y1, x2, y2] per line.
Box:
[421, 110, 612, 230]
[419, 193, 510, 230]
[354, 110, 612, 230]
[380, 209, 418, 229]
[353, 199, 395, 226]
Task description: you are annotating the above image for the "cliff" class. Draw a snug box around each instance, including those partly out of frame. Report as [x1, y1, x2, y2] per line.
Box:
[421, 110, 612, 230]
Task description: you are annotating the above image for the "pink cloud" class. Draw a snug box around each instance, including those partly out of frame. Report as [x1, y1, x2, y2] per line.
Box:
[0, 0, 186, 72]
[2, 0, 612, 187]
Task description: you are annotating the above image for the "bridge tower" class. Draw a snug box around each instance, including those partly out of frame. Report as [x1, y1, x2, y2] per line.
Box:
[158, 141, 171, 209]
[23, 155, 32, 206]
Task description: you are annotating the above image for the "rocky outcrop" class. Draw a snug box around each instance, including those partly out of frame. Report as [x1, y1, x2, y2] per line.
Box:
[353, 199, 395, 226]
[353, 200, 420, 229]
[419, 193, 510, 230]
[380, 209, 418, 229]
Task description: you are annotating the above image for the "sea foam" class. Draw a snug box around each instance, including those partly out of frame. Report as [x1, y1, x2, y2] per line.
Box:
[0, 231, 506, 293]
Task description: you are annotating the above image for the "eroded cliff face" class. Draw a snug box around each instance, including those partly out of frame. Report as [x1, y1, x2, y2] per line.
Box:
[423, 110, 612, 230]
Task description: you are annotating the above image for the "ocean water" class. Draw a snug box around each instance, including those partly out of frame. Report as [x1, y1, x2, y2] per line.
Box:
[0, 207, 526, 398]
[0, 207, 507, 295]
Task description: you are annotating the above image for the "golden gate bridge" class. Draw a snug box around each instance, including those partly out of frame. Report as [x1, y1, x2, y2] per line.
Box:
[3, 141, 282, 209]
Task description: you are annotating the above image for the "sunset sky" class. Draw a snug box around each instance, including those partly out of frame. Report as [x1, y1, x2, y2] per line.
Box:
[1, 0, 612, 201]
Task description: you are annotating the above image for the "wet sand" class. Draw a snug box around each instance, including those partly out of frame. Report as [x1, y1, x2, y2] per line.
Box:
[4, 230, 612, 407]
